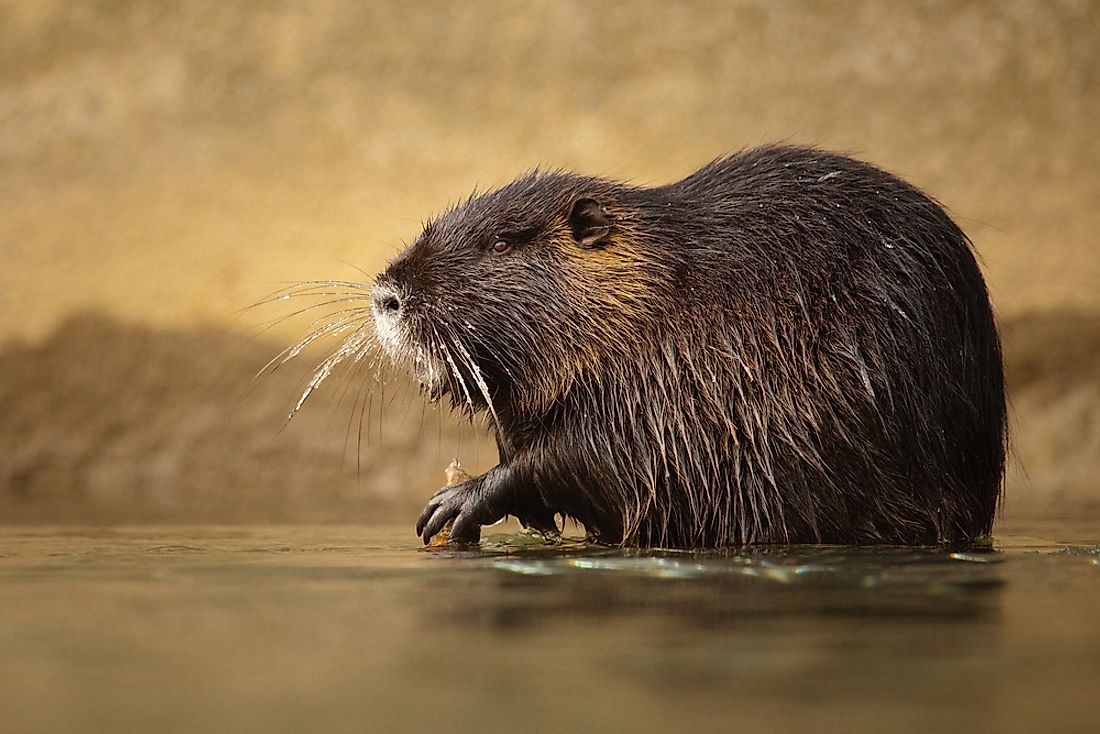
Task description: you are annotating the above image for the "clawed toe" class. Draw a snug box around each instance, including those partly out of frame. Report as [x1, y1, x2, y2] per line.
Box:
[417, 480, 486, 545]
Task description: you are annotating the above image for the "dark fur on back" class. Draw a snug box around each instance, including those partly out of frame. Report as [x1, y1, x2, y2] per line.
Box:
[373, 145, 1006, 547]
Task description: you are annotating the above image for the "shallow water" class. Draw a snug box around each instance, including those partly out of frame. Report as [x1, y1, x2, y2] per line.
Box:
[2, 519, 1098, 734]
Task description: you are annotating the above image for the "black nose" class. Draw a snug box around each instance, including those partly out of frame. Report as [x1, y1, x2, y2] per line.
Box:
[372, 282, 403, 316]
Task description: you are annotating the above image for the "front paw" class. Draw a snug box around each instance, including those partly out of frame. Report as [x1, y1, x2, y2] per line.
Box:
[416, 477, 496, 546]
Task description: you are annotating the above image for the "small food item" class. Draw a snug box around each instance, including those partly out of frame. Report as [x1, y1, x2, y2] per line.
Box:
[425, 459, 471, 547]
[444, 459, 472, 487]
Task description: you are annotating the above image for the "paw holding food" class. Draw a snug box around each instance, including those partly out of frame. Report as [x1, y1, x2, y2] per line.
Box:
[420, 459, 470, 547]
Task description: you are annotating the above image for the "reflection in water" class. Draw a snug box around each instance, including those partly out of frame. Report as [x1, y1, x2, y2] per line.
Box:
[1, 522, 1098, 734]
[415, 545, 1005, 650]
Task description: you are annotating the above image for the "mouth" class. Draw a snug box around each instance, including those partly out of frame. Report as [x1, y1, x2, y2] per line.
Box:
[411, 344, 450, 401]
[372, 306, 451, 400]
[371, 297, 502, 416]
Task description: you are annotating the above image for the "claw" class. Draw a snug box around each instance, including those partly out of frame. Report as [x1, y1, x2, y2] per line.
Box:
[414, 468, 517, 547]
[422, 503, 457, 544]
[417, 482, 472, 544]
[415, 498, 440, 536]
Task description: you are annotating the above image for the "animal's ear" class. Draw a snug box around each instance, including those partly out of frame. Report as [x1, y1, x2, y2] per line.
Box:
[569, 198, 612, 249]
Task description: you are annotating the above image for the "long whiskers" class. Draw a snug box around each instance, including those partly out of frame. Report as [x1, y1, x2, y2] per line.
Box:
[240, 278, 390, 422]
[257, 309, 372, 381]
[451, 336, 501, 433]
[434, 327, 477, 415]
[240, 281, 375, 339]
[288, 317, 378, 423]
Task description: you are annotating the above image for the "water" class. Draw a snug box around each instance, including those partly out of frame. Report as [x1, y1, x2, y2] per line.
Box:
[2, 519, 1098, 734]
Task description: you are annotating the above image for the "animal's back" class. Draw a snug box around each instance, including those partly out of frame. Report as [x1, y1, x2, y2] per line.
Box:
[598, 146, 1007, 545]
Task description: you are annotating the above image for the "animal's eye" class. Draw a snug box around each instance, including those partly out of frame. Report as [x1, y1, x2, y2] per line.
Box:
[490, 238, 511, 255]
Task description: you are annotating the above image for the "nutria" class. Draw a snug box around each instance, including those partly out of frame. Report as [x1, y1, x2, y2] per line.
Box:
[368, 145, 1006, 548]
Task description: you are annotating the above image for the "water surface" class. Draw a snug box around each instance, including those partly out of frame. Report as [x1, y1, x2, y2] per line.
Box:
[2, 519, 1098, 733]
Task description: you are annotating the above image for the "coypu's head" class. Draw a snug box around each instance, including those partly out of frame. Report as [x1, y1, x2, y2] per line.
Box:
[371, 172, 671, 419]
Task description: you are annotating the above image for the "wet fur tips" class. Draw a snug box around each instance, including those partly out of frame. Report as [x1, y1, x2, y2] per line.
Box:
[368, 145, 1006, 548]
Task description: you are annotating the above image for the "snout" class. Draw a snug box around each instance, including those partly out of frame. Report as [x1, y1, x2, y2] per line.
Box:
[371, 281, 403, 318]
[371, 279, 407, 360]
[370, 277, 448, 396]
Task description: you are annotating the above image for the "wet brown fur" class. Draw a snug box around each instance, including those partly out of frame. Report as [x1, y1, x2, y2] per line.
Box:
[371, 145, 1007, 548]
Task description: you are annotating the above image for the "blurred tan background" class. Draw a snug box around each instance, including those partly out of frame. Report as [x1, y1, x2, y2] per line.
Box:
[1, 0, 1098, 524]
